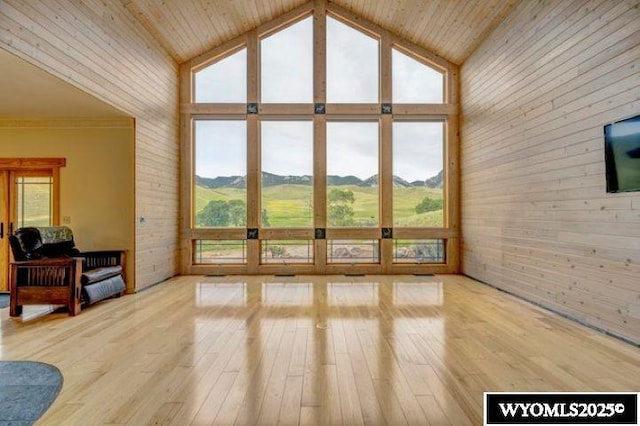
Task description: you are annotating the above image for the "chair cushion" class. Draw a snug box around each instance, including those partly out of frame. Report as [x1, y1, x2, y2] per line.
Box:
[80, 266, 122, 285]
[36, 227, 78, 257]
[38, 226, 74, 245]
[83, 275, 125, 304]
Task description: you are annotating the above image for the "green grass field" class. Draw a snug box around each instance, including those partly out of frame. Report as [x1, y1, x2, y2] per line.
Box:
[392, 186, 444, 226]
[195, 184, 444, 227]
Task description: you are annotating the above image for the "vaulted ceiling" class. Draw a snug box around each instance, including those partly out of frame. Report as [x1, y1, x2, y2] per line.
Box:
[122, 0, 521, 65]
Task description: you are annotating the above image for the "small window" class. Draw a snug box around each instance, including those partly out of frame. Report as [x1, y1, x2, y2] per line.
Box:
[194, 48, 247, 103]
[193, 240, 247, 264]
[393, 239, 445, 263]
[15, 176, 53, 228]
[327, 240, 380, 263]
[261, 240, 314, 264]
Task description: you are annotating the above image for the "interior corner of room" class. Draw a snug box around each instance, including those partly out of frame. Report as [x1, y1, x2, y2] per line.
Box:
[0, 0, 638, 424]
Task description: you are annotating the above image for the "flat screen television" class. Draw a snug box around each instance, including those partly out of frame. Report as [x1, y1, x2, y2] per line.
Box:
[604, 114, 640, 193]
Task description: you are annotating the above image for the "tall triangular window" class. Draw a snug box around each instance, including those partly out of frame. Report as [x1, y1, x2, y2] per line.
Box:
[194, 48, 247, 103]
[326, 17, 379, 103]
[261, 16, 313, 103]
[392, 48, 443, 103]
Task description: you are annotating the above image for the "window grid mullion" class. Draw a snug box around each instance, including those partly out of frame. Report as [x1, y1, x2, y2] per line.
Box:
[185, 6, 456, 274]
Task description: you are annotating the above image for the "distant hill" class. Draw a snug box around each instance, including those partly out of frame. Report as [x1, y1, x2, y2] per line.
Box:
[196, 170, 444, 189]
[361, 175, 414, 188]
[326, 175, 363, 186]
[418, 170, 444, 189]
[196, 174, 246, 189]
[262, 172, 312, 187]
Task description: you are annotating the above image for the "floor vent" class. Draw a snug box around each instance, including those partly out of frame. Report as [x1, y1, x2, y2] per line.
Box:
[205, 274, 226, 277]
[345, 274, 365, 277]
[413, 273, 434, 276]
[274, 274, 296, 277]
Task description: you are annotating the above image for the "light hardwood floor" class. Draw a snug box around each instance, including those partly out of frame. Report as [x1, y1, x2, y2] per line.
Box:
[1, 274, 639, 425]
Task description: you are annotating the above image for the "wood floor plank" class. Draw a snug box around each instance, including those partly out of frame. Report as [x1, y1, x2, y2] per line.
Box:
[256, 329, 297, 425]
[373, 378, 409, 425]
[212, 346, 278, 425]
[416, 395, 451, 426]
[335, 351, 365, 425]
[278, 375, 304, 426]
[0, 274, 638, 425]
[287, 327, 308, 377]
[299, 405, 321, 426]
[343, 322, 386, 425]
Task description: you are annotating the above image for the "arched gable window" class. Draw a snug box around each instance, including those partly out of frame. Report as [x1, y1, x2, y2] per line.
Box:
[181, 3, 458, 274]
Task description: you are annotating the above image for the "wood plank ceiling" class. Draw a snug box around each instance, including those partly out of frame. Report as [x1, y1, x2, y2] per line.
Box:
[122, 0, 521, 65]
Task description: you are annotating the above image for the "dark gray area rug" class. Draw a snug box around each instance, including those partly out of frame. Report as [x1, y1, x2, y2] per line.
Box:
[0, 293, 9, 309]
[0, 361, 63, 426]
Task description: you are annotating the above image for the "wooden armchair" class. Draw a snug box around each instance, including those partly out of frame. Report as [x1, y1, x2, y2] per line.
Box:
[10, 257, 83, 316]
[8, 226, 126, 317]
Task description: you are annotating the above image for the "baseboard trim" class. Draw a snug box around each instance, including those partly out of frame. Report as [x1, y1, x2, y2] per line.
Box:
[464, 274, 640, 348]
[134, 274, 178, 294]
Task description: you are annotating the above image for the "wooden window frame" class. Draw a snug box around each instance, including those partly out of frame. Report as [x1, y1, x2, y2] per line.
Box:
[0, 158, 65, 291]
[179, 1, 459, 275]
[0, 158, 65, 227]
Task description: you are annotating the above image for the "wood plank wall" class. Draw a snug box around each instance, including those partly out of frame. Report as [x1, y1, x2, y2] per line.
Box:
[460, 0, 640, 344]
[0, 0, 180, 290]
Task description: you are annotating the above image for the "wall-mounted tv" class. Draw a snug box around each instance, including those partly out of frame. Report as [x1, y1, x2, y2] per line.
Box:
[604, 114, 640, 193]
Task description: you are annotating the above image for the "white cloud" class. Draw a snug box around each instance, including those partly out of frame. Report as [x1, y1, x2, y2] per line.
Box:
[195, 120, 246, 177]
[194, 18, 445, 182]
[326, 17, 379, 103]
[194, 48, 247, 103]
[327, 121, 378, 179]
[392, 49, 443, 103]
[261, 17, 313, 103]
[393, 122, 443, 180]
[262, 121, 313, 175]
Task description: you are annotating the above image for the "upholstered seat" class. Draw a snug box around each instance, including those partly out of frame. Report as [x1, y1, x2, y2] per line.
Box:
[80, 266, 122, 285]
[8, 226, 126, 316]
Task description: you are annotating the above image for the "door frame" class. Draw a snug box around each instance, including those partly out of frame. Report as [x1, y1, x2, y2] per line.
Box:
[0, 158, 65, 291]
